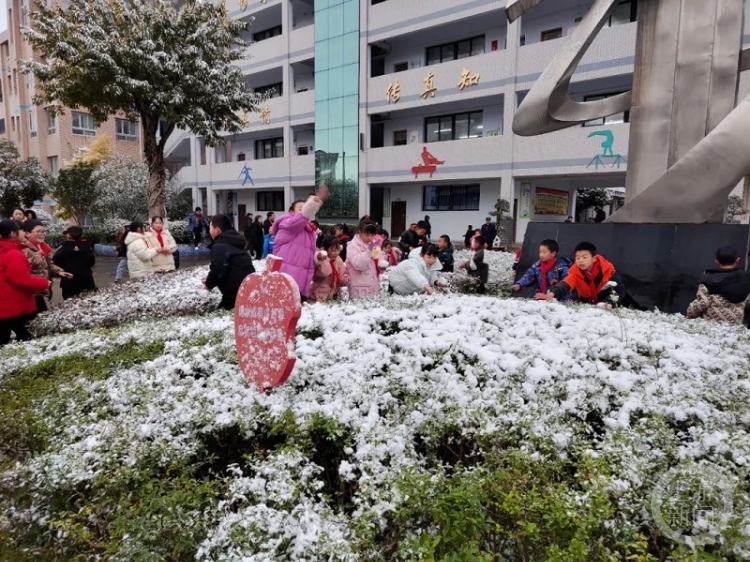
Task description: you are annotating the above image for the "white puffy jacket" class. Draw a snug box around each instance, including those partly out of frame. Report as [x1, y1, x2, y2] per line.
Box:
[145, 229, 178, 272]
[125, 232, 158, 280]
[389, 253, 438, 295]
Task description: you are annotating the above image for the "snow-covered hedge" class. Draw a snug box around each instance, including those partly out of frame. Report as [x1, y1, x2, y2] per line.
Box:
[3, 287, 750, 559]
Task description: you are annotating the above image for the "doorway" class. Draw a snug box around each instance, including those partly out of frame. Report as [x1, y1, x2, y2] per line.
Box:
[369, 188, 384, 226]
[238, 204, 247, 231]
[391, 201, 406, 237]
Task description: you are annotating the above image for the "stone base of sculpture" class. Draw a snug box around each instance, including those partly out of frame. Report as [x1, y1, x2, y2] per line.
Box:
[515, 222, 750, 313]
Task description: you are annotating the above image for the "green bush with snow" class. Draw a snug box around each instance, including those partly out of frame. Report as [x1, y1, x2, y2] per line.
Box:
[3, 258, 750, 560]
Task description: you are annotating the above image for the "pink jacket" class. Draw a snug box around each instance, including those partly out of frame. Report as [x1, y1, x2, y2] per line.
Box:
[310, 255, 349, 302]
[346, 234, 381, 299]
[270, 196, 322, 297]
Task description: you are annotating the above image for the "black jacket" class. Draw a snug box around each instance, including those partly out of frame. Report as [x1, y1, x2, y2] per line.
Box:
[399, 229, 421, 256]
[700, 267, 750, 303]
[52, 240, 96, 299]
[438, 244, 454, 273]
[206, 229, 255, 310]
[263, 219, 273, 235]
[481, 223, 497, 243]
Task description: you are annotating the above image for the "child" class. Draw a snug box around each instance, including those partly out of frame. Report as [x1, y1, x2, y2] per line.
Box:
[203, 214, 255, 310]
[536, 241, 626, 306]
[334, 223, 350, 261]
[346, 221, 381, 299]
[436, 235, 454, 272]
[113, 225, 129, 282]
[458, 235, 489, 293]
[686, 246, 750, 325]
[52, 226, 97, 300]
[271, 187, 329, 300]
[125, 221, 158, 280]
[381, 240, 401, 267]
[310, 236, 350, 303]
[512, 239, 570, 299]
[388, 244, 441, 296]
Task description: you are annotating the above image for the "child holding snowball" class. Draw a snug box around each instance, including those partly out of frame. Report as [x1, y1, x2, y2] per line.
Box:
[309, 236, 350, 303]
[346, 221, 381, 299]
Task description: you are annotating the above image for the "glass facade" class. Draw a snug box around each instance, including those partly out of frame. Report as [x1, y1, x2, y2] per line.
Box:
[314, 0, 360, 218]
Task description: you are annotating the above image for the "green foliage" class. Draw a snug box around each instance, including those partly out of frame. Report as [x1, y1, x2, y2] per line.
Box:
[489, 198, 511, 221]
[54, 162, 99, 226]
[0, 139, 51, 216]
[725, 195, 747, 224]
[23, 0, 260, 217]
[575, 188, 612, 217]
[0, 340, 165, 467]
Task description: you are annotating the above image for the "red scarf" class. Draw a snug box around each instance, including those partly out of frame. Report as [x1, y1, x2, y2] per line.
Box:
[539, 258, 555, 293]
[582, 261, 603, 304]
[155, 230, 165, 248]
[330, 258, 340, 288]
[30, 241, 51, 256]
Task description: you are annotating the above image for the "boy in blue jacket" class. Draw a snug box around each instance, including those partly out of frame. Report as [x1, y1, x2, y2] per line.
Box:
[512, 239, 570, 298]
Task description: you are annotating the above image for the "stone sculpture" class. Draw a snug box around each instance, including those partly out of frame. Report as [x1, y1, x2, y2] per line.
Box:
[506, 0, 750, 223]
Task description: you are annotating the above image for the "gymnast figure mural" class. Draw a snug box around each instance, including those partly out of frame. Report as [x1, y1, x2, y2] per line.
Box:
[506, 0, 750, 223]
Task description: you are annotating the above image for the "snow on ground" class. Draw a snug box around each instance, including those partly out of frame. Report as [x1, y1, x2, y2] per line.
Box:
[4, 274, 750, 558]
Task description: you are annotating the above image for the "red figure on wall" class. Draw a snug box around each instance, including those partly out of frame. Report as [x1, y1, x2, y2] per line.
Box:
[411, 146, 445, 178]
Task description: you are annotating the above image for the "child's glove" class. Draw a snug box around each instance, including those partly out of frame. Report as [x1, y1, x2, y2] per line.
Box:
[370, 246, 381, 259]
[315, 251, 327, 262]
[378, 257, 389, 270]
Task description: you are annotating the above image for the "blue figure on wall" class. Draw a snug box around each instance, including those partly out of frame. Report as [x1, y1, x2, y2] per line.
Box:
[239, 164, 254, 186]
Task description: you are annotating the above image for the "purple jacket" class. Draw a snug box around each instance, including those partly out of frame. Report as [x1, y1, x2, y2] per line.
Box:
[270, 196, 322, 297]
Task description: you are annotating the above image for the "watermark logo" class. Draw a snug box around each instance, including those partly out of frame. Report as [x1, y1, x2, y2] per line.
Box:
[650, 464, 735, 548]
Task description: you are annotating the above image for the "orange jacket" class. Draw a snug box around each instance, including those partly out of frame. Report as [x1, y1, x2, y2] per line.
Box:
[554, 255, 617, 304]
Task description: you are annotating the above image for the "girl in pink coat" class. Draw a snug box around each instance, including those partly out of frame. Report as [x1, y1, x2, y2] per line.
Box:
[271, 187, 328, 299]
[346, 221, 381, 299]
[309, 236, 349, 302]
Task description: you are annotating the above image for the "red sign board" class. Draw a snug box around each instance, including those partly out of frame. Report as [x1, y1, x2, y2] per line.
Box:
[234, 256, 302, 391]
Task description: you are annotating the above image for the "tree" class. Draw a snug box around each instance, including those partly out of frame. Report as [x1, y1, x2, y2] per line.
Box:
[94, 155, 150, 221]
[725, 195, 747, 224]
[54, 163, 99, 227]
[574, 188, 612, 219]
[23, 0, 258, 219]
[0, 140, 51, 217]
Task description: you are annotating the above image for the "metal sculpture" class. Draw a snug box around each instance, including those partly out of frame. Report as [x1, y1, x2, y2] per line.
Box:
[506, 0, 750, 223]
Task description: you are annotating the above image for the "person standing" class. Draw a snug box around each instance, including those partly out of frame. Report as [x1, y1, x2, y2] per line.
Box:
[187, 207, 209, 249]
[52, 226, 97, 300]
[263, 211, 275, 235]
[480, 217, 497, 247]
[594, 207, 606, 223]
[125, 221, 158, 280]
[203, 214, 255, 310]
[248, 215, 265, 259]
[423, 215, 432, 240]
[145, 216, 178, 273]
[0, 219, 51, 345]
[22, 219, 72, 313]
[463, 225, 474, 249]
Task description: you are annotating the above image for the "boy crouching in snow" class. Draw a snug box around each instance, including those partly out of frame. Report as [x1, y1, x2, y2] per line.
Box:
[535, 241, 628, 307]
[512, 239, 570, 300]
[458, 235, 489, 294]
[686, 246, 750, 326]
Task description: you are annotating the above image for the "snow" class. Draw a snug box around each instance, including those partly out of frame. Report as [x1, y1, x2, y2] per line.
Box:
[3, 255, 750, 557]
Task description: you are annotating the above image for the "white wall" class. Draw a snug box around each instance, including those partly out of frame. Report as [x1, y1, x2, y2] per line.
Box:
[382, 179, 501, 242]
[520, 1, 595, 45]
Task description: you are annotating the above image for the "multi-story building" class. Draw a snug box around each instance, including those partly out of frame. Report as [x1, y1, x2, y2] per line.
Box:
[0, 0, 142, 216]
[9, 0, 737, 241]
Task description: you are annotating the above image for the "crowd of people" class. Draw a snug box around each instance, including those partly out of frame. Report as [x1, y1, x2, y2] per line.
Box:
[2, 198, 748, 346]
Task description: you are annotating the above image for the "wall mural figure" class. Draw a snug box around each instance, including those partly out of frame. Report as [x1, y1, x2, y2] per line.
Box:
[506, 0, 750, 223]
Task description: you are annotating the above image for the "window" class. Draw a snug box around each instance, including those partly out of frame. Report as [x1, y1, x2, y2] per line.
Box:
[116, 118, 138, 140]
[257, 191, 284, 211]
[237, 152, 246, 161]
[255, 82, 283, 98]
[46, 108, 56, 134]
[393, 130, 407, 146]
[0, 80, 3, 102]
[423, 185, 481, 211]
[0, 119, 5, 135]
[582, 92, 630, 126]
[426, 36, 484, 66]
[425, 111, 483, 142]
[297, 145, 309, 155]
[72, 111, 97, 136]
[48, 156, 58, 177]
[609, 0, 636, 26]
[28, 110, 36, 137]
[255, 137, 284, 159]
[253, 25, 282, 42]
[393, 61, 408, 73]
[541, 28, 563, 42]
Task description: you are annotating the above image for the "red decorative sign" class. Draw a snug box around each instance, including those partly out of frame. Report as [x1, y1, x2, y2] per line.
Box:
[234, 256, 302, 392]
[411, 146, 445, 178]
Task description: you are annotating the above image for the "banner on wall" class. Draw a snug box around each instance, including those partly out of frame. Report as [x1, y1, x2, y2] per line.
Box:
[534, 187, 569, 215]
[519, 182, 531, 218]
